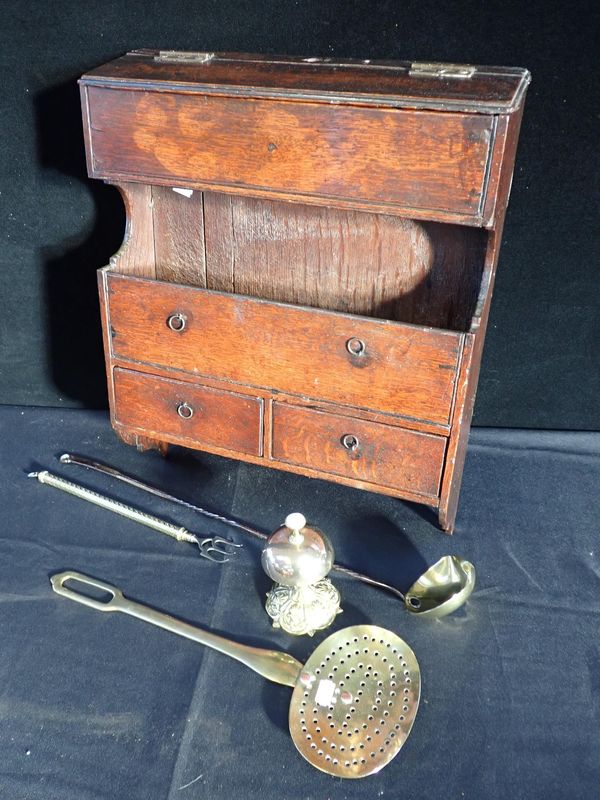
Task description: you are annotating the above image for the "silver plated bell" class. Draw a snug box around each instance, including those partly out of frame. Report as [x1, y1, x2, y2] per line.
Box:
[262, 513, 342, 636]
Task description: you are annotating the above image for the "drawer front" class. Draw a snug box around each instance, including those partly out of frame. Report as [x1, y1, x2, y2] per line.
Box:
[106, 273, 462, 426]
[272, 403, 445, 497]
[113, 368, 263, 456]
[84, 86, 494, 221]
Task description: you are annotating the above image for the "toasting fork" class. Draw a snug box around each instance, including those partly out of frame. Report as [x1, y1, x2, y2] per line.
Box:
[27, 470, 241, 563]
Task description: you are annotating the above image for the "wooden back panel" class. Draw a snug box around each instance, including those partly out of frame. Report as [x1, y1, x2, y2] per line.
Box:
[109, 184, 487, 331]
[203, 194, 487, 331]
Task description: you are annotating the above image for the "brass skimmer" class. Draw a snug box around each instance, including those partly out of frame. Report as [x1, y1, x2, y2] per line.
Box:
[52, 571, 420, 778]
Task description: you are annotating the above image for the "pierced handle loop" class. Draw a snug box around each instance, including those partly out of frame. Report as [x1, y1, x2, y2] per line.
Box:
[51, 571, 124, 612]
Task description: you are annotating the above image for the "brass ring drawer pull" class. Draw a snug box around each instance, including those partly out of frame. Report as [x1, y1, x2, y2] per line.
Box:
[167, 313, 187, 332]
[341, 433, 360, 452]
[177, 402, 194, 419]
[346, 337, 366, 357]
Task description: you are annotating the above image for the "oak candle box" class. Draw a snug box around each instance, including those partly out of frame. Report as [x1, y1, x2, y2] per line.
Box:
[81, 50, 530, 532]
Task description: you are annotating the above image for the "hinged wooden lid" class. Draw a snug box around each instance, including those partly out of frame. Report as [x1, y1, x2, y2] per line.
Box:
[81, 50, 530, 114]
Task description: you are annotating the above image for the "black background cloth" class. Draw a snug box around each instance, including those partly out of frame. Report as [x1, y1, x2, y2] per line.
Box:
[0, 0, 598, 428]
[1, 405, 598, 799]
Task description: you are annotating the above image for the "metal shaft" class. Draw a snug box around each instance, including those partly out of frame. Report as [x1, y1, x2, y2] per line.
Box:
[60, 453, 263, 539]
[29, 470, 197, 544]
[51, 571, 302, 687]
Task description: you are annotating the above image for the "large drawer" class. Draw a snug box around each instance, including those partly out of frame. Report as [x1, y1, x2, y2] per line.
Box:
[83, 85, 494, 222]
[272, 403, 446, 498]
[105, 272, 462, 426]
[113, 368, 263, 456]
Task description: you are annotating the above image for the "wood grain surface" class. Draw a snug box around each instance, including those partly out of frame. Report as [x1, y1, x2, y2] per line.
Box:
[82, 50, 530, 115]
[113, 367, 263, 456]
[152, 186, 206, 285]
[272, 402, 445, 497]
[204, 193, 486, 330]
[86, 86, 494, 220]
[87, 51, 529, 530]
[109, 183, 155, 277]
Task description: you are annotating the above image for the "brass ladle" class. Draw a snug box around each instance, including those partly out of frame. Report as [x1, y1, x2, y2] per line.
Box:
[59, 453, 476, 619]
[333, 555, 475, 619]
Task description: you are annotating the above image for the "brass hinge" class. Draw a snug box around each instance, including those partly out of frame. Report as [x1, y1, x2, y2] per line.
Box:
[154, 50, 215, 64]
[409, 62, 476, 79]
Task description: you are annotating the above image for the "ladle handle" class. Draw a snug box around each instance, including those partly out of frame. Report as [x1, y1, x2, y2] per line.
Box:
[57, 455, 408, 603]
[51, 571, 302, 687]
[331, 563, 405, 602]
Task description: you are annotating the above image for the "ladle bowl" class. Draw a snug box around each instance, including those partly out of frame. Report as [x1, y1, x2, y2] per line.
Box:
[403, 556, 475, 618]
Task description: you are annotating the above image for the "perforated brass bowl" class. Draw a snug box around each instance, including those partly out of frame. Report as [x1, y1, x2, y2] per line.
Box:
[289, 625, 420, 778]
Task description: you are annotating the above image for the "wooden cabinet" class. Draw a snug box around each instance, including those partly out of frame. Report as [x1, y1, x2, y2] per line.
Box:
[83, 50, 530, 531]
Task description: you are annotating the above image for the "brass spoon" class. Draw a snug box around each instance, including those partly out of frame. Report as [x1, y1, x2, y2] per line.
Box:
[59, 453, 476, 618]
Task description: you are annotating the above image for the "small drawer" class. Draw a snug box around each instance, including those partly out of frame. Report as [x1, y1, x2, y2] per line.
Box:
[113, 368, 263, 456]
[272, 403, 446, 498]
[105, 272, 462, 426]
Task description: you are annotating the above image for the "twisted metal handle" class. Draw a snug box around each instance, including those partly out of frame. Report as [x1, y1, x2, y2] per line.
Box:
[29, 470, 197, 544]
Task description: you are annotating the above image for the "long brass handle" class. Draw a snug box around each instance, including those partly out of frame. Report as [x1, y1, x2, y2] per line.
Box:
[51, 571, 302, 687]
[29, 470, 197, 544]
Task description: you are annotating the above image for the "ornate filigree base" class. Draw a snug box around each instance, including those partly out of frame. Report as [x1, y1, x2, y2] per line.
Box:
[265, 579, 342, 636]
